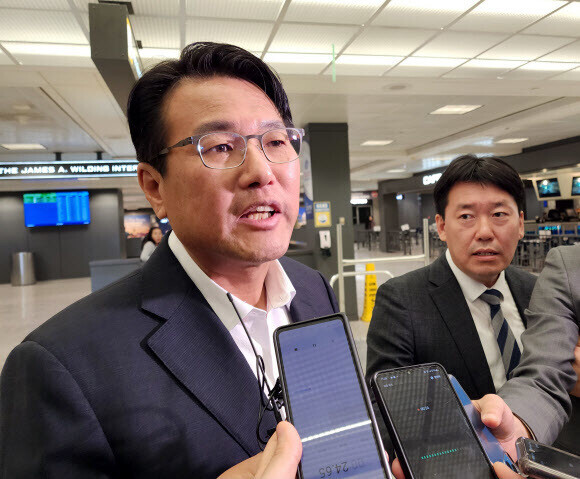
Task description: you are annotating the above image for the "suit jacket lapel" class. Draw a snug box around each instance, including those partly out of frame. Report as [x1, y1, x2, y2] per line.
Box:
[140, 239, 275, 456]
[505, 268, 528, 328]
[429, 255, 496, 396]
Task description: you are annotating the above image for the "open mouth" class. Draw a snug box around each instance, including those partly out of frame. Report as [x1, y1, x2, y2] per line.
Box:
[241, 205, 278, 220]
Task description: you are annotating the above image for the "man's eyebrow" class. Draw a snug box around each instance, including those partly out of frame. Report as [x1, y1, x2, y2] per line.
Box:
[455, 200, 510, 210]
[193, 121, 235, 136]
[259, 120, 286, 130]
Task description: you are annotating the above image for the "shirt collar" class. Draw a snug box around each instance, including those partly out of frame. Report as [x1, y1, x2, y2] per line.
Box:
[445, 249, 508, 303]
[168, 231, 296, 330]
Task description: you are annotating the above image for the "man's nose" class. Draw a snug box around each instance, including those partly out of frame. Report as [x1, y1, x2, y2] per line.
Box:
[476, 217, 494, 240]
[238, 139, 274, 188]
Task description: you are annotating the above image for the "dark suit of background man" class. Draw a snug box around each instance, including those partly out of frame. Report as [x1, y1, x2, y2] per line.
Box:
[0, 42, 338, 478]
[367, 155, 544, 443]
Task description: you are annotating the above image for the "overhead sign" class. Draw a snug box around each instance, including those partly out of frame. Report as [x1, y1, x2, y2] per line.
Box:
[0, 161, 138, 180]
[422, 173, 442, 186]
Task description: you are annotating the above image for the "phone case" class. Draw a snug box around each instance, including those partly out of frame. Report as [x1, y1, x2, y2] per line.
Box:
[371, 363, 498, 479]
[274, 313, 392, 479]
[516, 437, 580, 479]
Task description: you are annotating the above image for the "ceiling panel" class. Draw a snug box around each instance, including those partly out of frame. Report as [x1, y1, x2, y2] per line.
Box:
[373, 0, 478, 29]
[450, 0, 566, 33]
[0, 0, 70, 8]
[4, 43, 94, 67]
[285, 0, 382, 25]
[72, 0, 96, 12]
[269, 23, 357, 54]
[345, 27, 435, 56]
[414, 31, 508, 58]
[479, 35, 575, 61]
[550, 67, 580, 81]
[386, 63, 464, 78]
[133, 0, 180, 16]
[329, 64, 389, 76]
[186, 19, 273, 53]
[131, 16, 180, 49]
[0, 51, 14, 65]
[504, 62, 579, 81]
[524, 2, 580, 37]
[541, 41, 580, 62]
[186, 0, 284, 21]
[443, 59, 526, 78]
[0, 10, 87, 44]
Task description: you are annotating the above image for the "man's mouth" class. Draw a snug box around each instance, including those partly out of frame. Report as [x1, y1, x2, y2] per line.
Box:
[473, 250, 499, 256]
[241, 205, 278, 220]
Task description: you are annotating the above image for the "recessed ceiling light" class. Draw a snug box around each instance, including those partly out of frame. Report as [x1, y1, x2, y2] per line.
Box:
[497, 138, 528, 144]
[430, 105, 482, 115]
[139, 48, 180, 59]
[12, 104, 31, 111]
[361, 140, 394, 146]
[387, 169, 406, 173]
[1, 143, 46, 150]
[463, 59, 526, 69]
[519, 61, 579, 71]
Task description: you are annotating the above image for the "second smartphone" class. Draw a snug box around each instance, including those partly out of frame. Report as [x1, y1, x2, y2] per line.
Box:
[371, 363, 498, 479]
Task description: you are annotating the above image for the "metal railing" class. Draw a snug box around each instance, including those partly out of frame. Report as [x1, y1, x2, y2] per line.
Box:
[331, 218, 430, 313]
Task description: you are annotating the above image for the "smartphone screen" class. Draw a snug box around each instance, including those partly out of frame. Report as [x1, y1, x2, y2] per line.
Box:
[275, 315, 389, 479]
[374, 365, 495, 479]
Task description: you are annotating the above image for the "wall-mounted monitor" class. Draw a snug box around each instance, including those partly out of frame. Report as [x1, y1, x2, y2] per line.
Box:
[572, 176, 580, 196]
[24, 191, 90, 227]
[536, 178, 561, 198]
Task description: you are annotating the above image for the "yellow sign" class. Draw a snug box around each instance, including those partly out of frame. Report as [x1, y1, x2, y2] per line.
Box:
[361, 263, 377, 322]
[314, 201, 331, 228]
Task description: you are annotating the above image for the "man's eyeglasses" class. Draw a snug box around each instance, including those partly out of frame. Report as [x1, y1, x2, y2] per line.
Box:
[157, 127, 305, 169]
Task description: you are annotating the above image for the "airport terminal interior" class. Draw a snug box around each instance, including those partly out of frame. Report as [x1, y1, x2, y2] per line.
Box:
[2, 0, 580, 367]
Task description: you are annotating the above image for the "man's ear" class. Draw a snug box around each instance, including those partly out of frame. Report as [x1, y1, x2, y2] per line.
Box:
[435, 213, 447, 242]
[138, 163, 167, 219]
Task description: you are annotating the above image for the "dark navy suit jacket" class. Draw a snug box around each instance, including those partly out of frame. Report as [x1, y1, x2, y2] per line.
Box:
[0, 238, 339, 478]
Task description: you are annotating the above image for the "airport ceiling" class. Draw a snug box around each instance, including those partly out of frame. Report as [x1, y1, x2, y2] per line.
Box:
[1, 0, 580, 209]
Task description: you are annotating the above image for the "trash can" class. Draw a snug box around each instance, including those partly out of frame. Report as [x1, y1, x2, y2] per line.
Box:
[11, 252, 36, 286]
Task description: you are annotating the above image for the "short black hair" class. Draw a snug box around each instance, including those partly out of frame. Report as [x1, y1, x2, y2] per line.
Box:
[127, 42, 293, 175]
[434, 154, 524, 217]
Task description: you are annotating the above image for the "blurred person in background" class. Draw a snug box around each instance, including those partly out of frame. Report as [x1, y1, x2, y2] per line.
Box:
[140, 226, 163, 261]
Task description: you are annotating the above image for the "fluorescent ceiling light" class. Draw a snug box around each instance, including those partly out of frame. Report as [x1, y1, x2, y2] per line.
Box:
[401, 57, 467, 67]
[264, 52, 332, 64]
[463, 59, 527, 69]
[497, 138, 528, 144]
[387, 169, 406, 173]
[361, 140, 394, 146]
[472, 0, 565, 16]
[430, 105, 482, 115]
[1, 143, 46, 150]
[139, 48, 180, 59]
[337, 55, 402, 66]
[519, 61, 580, 71]
[387, 0, 477, 13]
[3, 43, 90, 57]
[350, 198, 369, 205]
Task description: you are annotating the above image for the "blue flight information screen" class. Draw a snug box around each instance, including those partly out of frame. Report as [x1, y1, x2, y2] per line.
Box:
[277, 318, 387, 479]
[24, 191, 90, 227]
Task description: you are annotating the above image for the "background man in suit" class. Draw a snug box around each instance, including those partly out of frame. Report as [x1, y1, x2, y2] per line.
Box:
[0, 42, 338, 478]
[500, 244, 580, 454]
[367, 155, 541, 444]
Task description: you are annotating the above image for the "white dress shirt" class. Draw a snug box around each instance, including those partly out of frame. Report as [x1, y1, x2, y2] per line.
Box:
[168, 232, 295, 388]
[445, 249, 525, 390]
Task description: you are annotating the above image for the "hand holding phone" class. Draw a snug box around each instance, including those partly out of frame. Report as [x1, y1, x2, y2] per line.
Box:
[372, 363, 498, 479]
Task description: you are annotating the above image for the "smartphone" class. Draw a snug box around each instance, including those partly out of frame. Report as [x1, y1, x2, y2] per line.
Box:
[371, 363, 498, 479]
[449, 375, 517, 471]
[274, 313, 391, 479]
[516, 437, 580, 479]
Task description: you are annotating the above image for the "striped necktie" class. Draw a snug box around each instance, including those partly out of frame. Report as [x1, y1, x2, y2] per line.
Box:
[479, 289, 521, 380]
